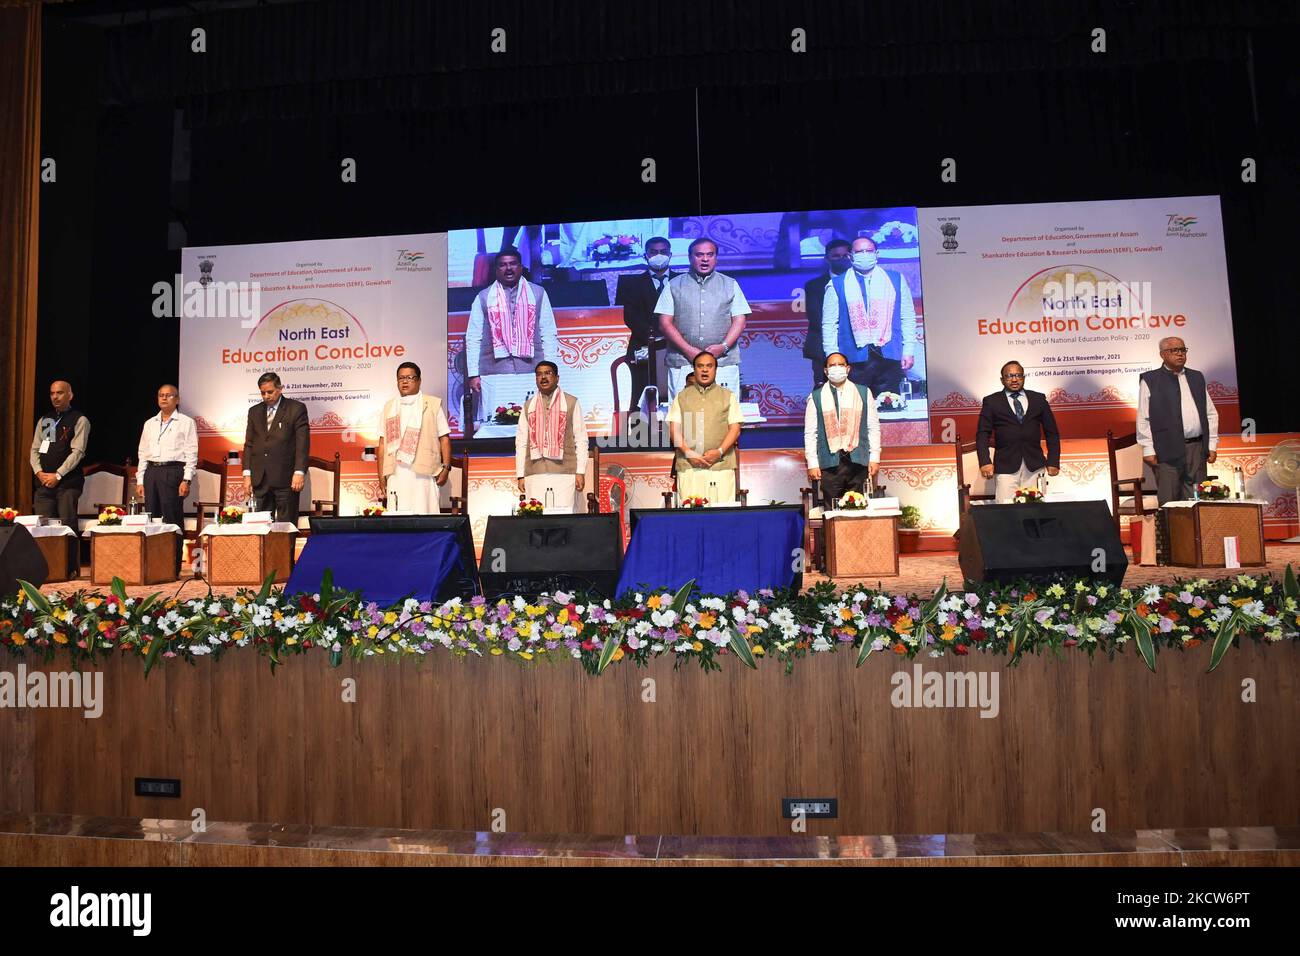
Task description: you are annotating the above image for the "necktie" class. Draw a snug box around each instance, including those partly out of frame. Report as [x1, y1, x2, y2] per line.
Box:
[1010, 392, 1024, 423]
[266, 404, 276, 427]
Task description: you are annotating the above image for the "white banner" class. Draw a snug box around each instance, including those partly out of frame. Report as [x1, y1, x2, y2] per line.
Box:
[179, 233, 447, 458]
[918, 196, 1239, 439]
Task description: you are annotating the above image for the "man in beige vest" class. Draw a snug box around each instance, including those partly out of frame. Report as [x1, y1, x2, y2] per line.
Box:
[515, 361, 589, 513]
[667, 351, 742, 504]
[376, 362, 452, 513]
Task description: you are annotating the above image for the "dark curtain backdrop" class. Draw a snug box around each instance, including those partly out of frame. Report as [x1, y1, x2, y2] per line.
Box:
[36, 0, 1300, 465]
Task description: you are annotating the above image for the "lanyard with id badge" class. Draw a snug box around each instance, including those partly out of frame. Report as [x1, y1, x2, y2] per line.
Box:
[39, 414, 64, 455]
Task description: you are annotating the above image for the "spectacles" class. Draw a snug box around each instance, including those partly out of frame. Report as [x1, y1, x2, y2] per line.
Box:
[397, 375, 419, 381]
[1162, 347, 1189, 354]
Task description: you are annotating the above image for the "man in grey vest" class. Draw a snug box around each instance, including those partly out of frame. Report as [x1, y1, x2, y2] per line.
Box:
[29, 380, 90, 526]
[514, 361, 588, 513]
[1136, 336, 1219, 504]
[466, 247, 560, 425]
[655, 237, 750, 402]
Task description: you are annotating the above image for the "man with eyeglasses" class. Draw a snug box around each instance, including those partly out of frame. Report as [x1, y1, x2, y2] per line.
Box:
[975, 361, 1060, 503]
[377, 362, 452, 514]
[1136, 336, 1219, 504]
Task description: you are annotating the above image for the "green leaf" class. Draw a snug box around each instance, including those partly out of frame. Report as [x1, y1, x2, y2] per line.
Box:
[669, 579, 696, 616]
[111, 577, 129, 605]
[320, 567, 334, 606]
[1207, 609, 1242, 674]
[256, 570, 277, 605]
[855, 629, 877, 668]
[142, 632, 168, 679]
[17, 579, 53, 616]
[1008, 613, 1032, 666]
[728, 627, 757, 670]
[1283, 564, 1299, 603]
[596, 632, 622, 674]
[920, 578, 948, 623]
[1127, 610, 1156, 673]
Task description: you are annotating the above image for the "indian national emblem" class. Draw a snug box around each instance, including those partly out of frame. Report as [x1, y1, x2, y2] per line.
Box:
[199, 259, 214, 286]
[940, 222, 959, 251]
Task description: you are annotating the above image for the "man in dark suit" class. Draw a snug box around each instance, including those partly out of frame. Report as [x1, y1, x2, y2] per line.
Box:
[802, 239, 852, 392]
[614, 235, 675, 407]
[242, 372, 310, 522]
[976, 361, 1060, 502]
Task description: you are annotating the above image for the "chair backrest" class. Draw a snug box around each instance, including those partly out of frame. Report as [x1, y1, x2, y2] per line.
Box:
[1107, 430, 1151, 484]
[77, 462, 130, 514]
[184, 459, 228, 532]
[440, 452, 470, 514]
[955, 439, 995, 510]
[297, 453, 341, 529]
[609, 355, 631, 421]
[586, 441, 600, 511]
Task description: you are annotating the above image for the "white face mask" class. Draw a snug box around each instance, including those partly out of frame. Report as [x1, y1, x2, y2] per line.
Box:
[826, 365, 849, 384]
[647, 254, 670, 270]
[853, 251, 878, 270]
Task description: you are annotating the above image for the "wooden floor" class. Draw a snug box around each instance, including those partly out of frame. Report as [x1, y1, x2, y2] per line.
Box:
[1, 813, 1295, 866]
[38, 544, 1300, 601]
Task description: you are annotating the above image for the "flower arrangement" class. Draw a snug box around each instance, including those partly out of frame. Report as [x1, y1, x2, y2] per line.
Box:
[680, 496, 708, 509]
[586, 234, 640, 263]
[517, 498, 544, 516]
[219, 506, 245, 525]
[494, 403, 523, 425]
[837, 490, 868, 510]
[876, 391, 906, 411]
[1197, 479, 1231, 500]
[3, 570, 1297, 678]
[97, 506, 126, 526]
[899, 505, 922, 530]
[361, 505, 386, 517]
[1012, 487, 1044, 504]
[0, 507, 17, 526]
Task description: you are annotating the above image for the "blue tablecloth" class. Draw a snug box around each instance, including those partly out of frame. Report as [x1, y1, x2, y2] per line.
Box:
[616, 508, 805, 596]
[285, 531, 464, 604]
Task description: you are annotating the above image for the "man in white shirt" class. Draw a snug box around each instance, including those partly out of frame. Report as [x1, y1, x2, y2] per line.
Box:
[804, 352, 881, 505]
[1136, 336, 1220, 504]
[514, 361, 589, 513]
[135, 383, 198, 528]
[821, 236, 918, 394]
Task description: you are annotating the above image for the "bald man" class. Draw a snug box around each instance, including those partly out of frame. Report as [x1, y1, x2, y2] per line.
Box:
[135, 384, 198, 529]
[30, 380, 91, 526]
[1136, 336, 1219, 504]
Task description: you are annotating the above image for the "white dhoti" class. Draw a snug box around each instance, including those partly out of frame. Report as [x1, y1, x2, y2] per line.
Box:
[386, 462, 441, 514]
[994, 464, 1045, 503]
[667, 364, 740, 402]
[675, 467, 736, 505]
[522, 473, 579, 514]
[478, 372, 535, 423]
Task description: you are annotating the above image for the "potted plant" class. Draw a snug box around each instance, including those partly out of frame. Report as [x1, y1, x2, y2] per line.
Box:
[898, 504, 922, 553]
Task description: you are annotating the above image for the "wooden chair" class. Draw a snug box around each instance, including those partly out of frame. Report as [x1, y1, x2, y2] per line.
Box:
[184, 459, 228, 538]
[799, 473, 889, 573]
[1107, 430, 1158, 531]
[439, 451, 470, 514]
[585, 441, 601, 514]
[955, 437, 997, 514]
[76, 461, 133, 532]
[294, 453, 341, 532]
[661, 444, 749, 507]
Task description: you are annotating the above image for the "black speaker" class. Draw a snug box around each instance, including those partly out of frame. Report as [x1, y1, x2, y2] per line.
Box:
[479, 514, 622, 597]
[958, 501, 1127, 584]
[0, 525, 50, 594]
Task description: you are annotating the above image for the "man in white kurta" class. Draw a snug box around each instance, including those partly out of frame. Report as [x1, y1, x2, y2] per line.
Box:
[514, 361, 589, 514]
[377, 362, 452, 514]
[666, 351, 743, 504]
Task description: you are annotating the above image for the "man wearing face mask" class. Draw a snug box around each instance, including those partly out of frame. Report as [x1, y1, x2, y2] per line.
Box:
[976, 361, 1060, 503]
[802, 239, 852, 392]
[804, 352, 881, 505]
[821, 236, 918, 395]
[616, 236, 676, 407]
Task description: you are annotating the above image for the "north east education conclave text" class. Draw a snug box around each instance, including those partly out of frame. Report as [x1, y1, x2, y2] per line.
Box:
[977, 313, 1187, 336]
[221, 342, 406, 363]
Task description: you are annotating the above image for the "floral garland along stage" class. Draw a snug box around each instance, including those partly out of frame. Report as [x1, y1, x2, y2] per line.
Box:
[3, 568, 1299, 678]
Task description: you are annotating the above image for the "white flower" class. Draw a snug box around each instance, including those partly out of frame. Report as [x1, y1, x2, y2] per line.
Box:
[811, 636, 831, 652]
[207, 602, 223, 615]
[651, 609, 678, 628]
[674, 642, 693, 653]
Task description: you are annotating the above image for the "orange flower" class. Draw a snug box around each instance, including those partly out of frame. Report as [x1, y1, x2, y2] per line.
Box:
[1185, 638, 1203, 648]
[839, 608, 852, 621]
[892, 642, 908, 655]
[698, 612, 717, 629]
[1023, 592, 1037, 602]
[1136, 602, 1150, 617]
[1165, 610, 1180, 622]
[1189, 607, 1204, 618]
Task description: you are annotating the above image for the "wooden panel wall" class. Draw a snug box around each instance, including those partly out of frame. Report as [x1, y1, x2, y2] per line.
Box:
[1, 646, 1296, 836]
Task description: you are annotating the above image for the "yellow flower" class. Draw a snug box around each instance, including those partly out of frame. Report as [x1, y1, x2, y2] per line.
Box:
[647, 595, 662, 610]
[519, 651, 534, 661]
[752, 645, 765, 656]
[543, 629, 559, 641]
[612, 647, 625, 662]
[232, 630, 244, 642]
[490, 647, 503, 656]
[1189, 607, 1204, 618]
[272, 610, 284, 622]
[894, 616, 914, 633]
[367, 625, 378, 638]
[940, 625, 957, 643]
[691, 640, 703, 652]
[285, 637, 297, 646]
[558, 608, 570, 625]
[839, 608, 852, 621]
[746, 624, 762, 634]
[698, 612, 717, 629]
[53, 632, 68, 645]
[384, 611, 398, 624]
[997, 604, 1011, 616]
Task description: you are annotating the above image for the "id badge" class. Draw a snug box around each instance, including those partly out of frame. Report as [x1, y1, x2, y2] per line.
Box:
[39, 439, 50, 454]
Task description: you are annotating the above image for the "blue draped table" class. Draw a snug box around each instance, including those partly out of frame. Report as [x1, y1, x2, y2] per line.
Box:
[616, 506, 805, 596]
[285, 530, 465, 604]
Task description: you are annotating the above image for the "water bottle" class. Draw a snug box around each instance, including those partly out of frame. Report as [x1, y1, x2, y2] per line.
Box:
[544, 487, 555, 511]
[390, 491, 399, 512]
[899, 377, 912, 407]
[708, 480, 718, 505]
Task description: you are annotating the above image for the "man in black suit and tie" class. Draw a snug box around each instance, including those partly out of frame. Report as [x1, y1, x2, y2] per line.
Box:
[614, 235, 675, 407]
[976, 361, 1061, 503]
[242, 372, 311, 522]
[802, 238, 852, 392]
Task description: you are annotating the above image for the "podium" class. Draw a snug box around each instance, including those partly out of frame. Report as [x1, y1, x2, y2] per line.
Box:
[1164, 500, 1265, 568]
[824, 513, 899, 577]
[89, 528, 181, 585]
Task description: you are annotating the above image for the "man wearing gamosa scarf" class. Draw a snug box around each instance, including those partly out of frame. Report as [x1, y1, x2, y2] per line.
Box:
[466, 246, 560, 423]
[377, 362, 452, 514]
[514, 361, 589, 514]
[804, 352, 882, 505]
